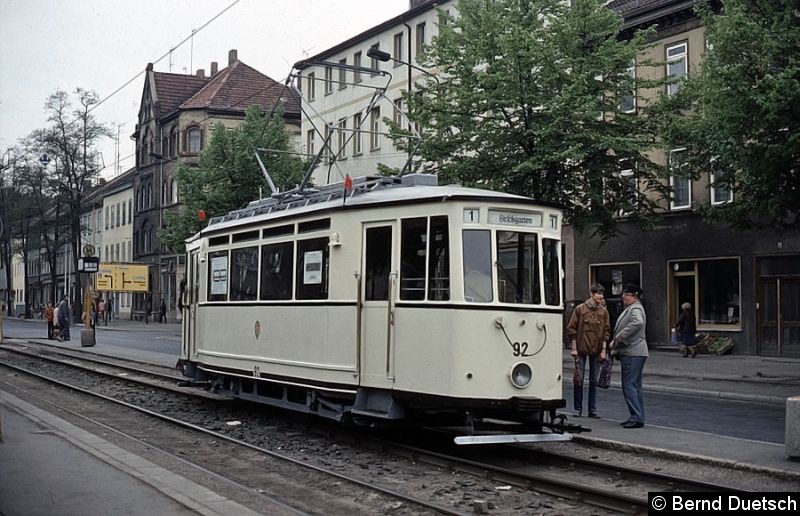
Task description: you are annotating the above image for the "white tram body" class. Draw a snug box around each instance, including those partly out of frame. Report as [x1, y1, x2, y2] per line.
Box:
[179, 175, 565, 430]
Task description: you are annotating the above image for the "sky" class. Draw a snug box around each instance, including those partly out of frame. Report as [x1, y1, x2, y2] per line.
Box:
[0, 0, 409, 178]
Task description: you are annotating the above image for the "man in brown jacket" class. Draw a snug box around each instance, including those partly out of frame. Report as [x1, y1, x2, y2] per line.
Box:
[567, 284, 611, 418]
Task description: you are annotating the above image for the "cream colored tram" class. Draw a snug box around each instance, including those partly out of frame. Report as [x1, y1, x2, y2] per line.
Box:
[179, 174, 566, 439]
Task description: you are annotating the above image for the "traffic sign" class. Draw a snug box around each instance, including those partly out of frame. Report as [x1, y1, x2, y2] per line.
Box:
[78, 257, 100, 273]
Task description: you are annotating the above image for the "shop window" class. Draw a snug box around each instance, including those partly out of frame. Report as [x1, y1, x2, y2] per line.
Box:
[669, 258, 741, 329]
[230, 246, 258, 301]
[260, 242, 294, 300]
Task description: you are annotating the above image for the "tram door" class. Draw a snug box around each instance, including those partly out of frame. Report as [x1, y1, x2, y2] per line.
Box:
[360, 222, 397, 387]
[184, 249, 200, 359]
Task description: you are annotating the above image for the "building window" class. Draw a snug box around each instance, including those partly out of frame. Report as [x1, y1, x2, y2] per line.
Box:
[323, 124, 332, 163]
[669, 258, 741, 330]
[353, 51, 362, 83]
[338, 58, 347, 89]
[187, 127, 202, 153]
[618, 169, 638, 216]
[306, 129, 315, 158]
[370, 107, 381, 150]
[171, 180, 178, 203]
[666, 42, 687, 97]
[370, 44, 380, 74]
[393, 33, 404, 67]
[669, 148, 691, 210]
[104, 207, 109, 230]
[710, 162, 733, 205]
[416, 22, 426, 56]
[128, 199, 132, 222]
[353, 113, 363, 155]
[169, 128, 178, 157]
[324, 66, 333, 95]
[307, 72, 316, 100]
[619, 63, 636, 113]
[338, 118, 347, 159]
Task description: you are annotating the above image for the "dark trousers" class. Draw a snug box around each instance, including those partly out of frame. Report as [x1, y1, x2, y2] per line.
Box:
[620, 356, 647, 424]
[47, 321, 54, 339]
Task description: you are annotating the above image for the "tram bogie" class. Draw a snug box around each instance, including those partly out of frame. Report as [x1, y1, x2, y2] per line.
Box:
[178, 174, 566, 436]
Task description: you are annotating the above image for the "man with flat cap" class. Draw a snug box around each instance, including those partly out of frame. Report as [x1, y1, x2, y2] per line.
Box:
[610, 284, 648, 428]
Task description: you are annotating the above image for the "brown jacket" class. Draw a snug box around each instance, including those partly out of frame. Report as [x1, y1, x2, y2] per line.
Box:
[567, 298, 610, 355]
[44, 306, 54, 322]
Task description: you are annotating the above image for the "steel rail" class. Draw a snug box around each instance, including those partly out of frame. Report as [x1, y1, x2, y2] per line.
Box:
[0, 358, 466, 516]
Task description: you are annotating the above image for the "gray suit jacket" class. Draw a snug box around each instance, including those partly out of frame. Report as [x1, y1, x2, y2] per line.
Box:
[612, 301, 649, 357]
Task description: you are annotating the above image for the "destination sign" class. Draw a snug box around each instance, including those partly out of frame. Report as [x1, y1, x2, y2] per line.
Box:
[488, 210, 543, 228]
[95, 263, 149, 292]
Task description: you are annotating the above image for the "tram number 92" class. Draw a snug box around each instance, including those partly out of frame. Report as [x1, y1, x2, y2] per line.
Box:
[512, 341, 532, 357]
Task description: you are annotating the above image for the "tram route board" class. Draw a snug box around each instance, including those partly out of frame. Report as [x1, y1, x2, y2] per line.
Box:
[95, 263, 149, 292]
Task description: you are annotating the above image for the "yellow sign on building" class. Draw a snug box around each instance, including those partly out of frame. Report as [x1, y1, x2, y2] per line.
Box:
[95, 263, 149, 292]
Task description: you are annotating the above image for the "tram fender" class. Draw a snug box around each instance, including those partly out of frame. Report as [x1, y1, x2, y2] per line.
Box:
[351, 389, 406, 419]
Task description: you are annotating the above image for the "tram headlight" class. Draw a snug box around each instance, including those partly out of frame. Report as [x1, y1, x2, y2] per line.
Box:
[509, 362, 532, 389]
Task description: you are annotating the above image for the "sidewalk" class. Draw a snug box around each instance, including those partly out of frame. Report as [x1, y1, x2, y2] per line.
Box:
[563, 348, 800, 405]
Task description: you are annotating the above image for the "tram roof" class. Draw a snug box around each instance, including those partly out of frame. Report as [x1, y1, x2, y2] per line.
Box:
[192, 175, 560, 240]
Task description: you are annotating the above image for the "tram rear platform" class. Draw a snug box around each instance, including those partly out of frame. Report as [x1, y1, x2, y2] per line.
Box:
[1, 324, 799, 514]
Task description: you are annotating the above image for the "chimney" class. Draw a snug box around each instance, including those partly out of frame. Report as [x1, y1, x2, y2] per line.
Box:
[210, 61, 218, 75]
[228, 49, 238, 66]
[196, 69, 205, 78]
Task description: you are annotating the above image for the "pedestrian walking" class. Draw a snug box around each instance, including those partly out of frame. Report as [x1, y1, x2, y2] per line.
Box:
[44, 302, 55, 339]
[159, 299, 167, 324]
[610, 284, 648, 429]
[675, 302, 697, 357]
[57, 296, 71, 341]
[567, 284, 610, 418]
[106, 297, 113, 323]
[97, 298, 106, 326]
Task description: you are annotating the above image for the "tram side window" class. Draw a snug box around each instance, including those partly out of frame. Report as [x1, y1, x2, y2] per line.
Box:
[428, 216, 450, 301]
[400, 218, 427, 300]
[230, 246, 258, 301]
[463, 229, 493, 302]
[496, 231, 541, 304]
[542, 238, 560, 306]
[296, 237, 329, 300]
[208, 251, 229, 302]
[261, 242, 294, 300]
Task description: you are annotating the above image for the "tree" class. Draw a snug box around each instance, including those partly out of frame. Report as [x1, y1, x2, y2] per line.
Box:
[34, 89, 110, 319]
[654, 0, 800, 231]
[161, 105, 305, 253]
[406, 0, 666, 239]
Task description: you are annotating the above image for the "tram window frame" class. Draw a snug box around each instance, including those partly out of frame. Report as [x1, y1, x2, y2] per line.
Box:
[298, 218, 331, 233]
[262, 224, 294, 239]
[400, 216, 450, 302]
[542, 238, 561, 306]
[496, 231, 541, 305]
[260, 241, 294, 300]
[365, 226, 392, 301]
[232, 230, 259, 243]
[428, 216, 450, 301]
[208, 250, 229, 302]
[209, 235, 230, 247]
[463, 229, 493, 303]
[296, 237, 330, 300]
[229, 246, 259, 301]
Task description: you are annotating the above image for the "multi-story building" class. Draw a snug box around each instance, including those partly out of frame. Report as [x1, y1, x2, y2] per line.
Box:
[295, 0, 451, 185]
[131, 49, 301, 320]
[100, 167, 136, 319]
[565, 0, 800, 357]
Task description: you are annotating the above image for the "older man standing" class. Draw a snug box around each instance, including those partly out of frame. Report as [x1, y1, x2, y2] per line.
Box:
[610, 284, 648, 429]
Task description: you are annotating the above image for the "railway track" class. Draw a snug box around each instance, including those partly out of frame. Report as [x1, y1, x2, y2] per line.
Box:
[0, 341, 744, 514]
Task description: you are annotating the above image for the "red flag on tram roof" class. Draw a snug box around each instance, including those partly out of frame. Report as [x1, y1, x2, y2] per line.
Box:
[197, 209, 206, 222]
[344, 174, 353, 193]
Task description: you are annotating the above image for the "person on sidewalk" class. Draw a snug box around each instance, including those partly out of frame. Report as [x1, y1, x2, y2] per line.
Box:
[56, 296, 71, 341]
[675, 302, 697, 358]
[567, 283, 610, 418]
[610, 284, 648, 429]
[158, 299, 167, 324]
[44, 302, 55, 339]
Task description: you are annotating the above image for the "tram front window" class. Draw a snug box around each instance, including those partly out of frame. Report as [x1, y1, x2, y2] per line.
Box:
[463, 230, 493, 302]
[496, 231, 541, 304]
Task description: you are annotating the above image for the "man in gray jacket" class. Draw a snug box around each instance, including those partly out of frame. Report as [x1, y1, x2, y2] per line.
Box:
[610, 284, 648, 428]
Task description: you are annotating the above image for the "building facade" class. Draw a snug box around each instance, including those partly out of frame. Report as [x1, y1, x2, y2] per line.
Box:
[100, 167, 136, 319]
[131, 49, 301, 320]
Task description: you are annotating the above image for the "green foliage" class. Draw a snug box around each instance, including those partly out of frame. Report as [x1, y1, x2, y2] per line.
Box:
[654, 0, 800, 231]
[407, 0, 665, 239]
[161, 105, 305, 253]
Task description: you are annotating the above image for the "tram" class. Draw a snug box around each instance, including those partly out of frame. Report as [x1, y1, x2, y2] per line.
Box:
[177, 173, 567, 441]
